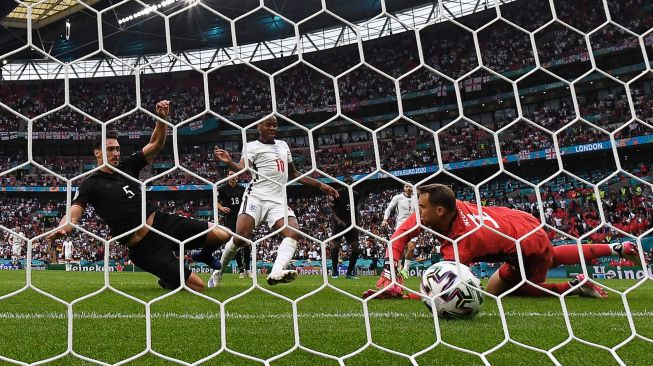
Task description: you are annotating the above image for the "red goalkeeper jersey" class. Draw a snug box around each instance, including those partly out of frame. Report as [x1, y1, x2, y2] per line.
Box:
[389, 200, 551, 264]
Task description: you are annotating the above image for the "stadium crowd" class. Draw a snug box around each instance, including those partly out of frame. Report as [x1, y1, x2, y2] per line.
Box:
[2, 110, 652, 187]
[2, 0, 653, 267]
[0, 0, 650, 132]
[2, 159, 651, 267]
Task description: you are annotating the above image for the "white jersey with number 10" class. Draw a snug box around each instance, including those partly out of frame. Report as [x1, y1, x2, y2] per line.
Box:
[243, 140, 292, 205]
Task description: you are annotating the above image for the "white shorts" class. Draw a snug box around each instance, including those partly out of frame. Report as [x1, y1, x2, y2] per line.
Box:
[65, 252, 72, 260]
[240, 195, 295, 229]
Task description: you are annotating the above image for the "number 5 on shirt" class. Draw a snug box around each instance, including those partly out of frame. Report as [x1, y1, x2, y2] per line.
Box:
[122, 185, 135, 199]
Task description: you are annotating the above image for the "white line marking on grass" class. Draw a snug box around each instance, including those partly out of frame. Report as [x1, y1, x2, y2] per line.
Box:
[0, 310, 652, 320]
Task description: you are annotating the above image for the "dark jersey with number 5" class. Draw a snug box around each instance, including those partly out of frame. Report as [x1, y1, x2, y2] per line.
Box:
[72, 150, 156, 241]
[218, 183, 245, 226]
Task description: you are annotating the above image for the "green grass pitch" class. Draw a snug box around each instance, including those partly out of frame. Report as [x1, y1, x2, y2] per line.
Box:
[0, 270, 651, 365]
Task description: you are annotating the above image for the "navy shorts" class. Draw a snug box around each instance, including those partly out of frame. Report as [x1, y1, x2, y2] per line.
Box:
[128, 212, 208, 288]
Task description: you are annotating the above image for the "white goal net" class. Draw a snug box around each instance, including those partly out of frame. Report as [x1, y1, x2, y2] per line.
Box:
[0, 0, 652, 365]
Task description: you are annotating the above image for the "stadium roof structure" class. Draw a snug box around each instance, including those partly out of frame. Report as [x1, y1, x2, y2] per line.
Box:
[2, 0, 102, 27]
[0, 0, 513, 80]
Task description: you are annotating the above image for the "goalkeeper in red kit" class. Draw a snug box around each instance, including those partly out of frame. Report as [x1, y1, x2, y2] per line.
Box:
[363, 184, 642, 299]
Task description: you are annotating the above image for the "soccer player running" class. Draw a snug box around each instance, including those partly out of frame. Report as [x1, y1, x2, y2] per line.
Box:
[329, 175, 361, 279]
[210, 115, 339, 286]
[217, 171, 250, 278]
[381, 182, 416, 277]
[48, 101, 230, 292]
[10, 226, 23, 267]
[63, 238, 74, 271]
[364, 184, 641, 299]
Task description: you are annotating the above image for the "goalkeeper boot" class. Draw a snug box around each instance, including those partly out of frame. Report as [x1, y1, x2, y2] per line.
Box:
[572, 274, 608, 299]
[266, 269, 298, 285]
[207, 269, 223, 288]
[613, 241, 642, 265]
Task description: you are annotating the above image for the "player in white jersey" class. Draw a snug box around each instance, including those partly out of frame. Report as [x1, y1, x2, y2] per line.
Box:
[381, 183, 416, 277]
[10, 226, 24, 266]
[63, 239, 74, 271]
[210, 116, 338, 286]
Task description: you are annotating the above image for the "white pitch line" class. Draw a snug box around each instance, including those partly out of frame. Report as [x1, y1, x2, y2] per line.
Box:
[0, 311, 651, 320]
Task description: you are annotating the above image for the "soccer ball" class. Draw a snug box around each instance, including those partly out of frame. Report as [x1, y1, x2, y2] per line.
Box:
[420, 261, 484, 319]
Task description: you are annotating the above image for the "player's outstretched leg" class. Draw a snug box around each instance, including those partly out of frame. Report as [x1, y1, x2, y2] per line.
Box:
[208, 238, 234, 288]
[509, 277, 608, 299]
[489, 261, 608, 299]
[190, 242, 222, 270]
[267, 236, 299, 285]
[552, 242, 642, 266]
[186, 223, 231, 275]
[209, 214, 256, 288]
[266, 217, 301, 286]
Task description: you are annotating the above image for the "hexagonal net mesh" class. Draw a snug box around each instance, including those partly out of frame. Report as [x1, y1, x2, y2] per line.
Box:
[0, 0, 652, 365]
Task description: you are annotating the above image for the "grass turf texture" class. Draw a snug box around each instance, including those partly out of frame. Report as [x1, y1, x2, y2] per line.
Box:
[0, 271, 651, 365]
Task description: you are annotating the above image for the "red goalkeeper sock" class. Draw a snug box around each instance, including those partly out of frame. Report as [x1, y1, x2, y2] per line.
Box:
[552, 244, 613, 266]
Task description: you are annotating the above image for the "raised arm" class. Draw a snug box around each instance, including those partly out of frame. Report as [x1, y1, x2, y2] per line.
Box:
[142, 100, 170, 163]
[214, 148, 247, 172]
[382, 195, 400, 227]
[47, 204, 84, 242]
[288, 161, 338, 198]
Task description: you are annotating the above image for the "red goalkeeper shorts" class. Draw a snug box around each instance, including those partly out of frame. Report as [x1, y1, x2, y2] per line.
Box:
[498, 240, 554, 285]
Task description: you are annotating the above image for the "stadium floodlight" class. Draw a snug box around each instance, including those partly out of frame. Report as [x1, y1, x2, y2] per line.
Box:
[118, 0, 188, 25]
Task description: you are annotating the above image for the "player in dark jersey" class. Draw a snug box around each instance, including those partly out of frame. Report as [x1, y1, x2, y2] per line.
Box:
[217, 171, 249, 278]
[329, 175, 361, 279]
[363, 184, 642, 299]
[48, 101, 231, 292]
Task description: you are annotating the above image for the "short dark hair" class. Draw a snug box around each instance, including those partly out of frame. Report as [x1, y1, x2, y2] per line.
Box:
[258, 115, 277, 125]
[93, 130, 119, 150]
[417, 184, 456, 212]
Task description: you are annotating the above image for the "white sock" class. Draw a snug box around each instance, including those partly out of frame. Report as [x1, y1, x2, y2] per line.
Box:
[271, 237, 298, 273]
[220, 239, 239, 271]
[403, 259, 412, 274]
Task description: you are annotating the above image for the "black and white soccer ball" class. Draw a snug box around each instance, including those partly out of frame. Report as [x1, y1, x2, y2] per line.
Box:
[420, 261, 484, 319]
